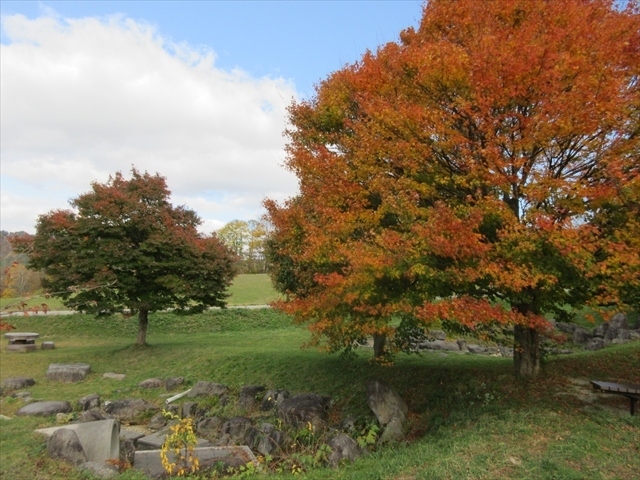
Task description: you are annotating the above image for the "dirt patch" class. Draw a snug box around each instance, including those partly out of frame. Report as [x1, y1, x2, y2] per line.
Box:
[555, 377, 631, 414]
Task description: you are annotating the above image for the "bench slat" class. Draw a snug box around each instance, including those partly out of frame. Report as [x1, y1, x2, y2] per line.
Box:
[591, 380, 640, 395]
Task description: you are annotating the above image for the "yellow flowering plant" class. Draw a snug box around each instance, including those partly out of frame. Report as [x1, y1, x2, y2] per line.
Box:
[160, 410, 200, 476]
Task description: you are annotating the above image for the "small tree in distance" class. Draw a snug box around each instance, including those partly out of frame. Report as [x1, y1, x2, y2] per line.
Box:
[217, 219, 269, 273]
[12, 169, 236, 345]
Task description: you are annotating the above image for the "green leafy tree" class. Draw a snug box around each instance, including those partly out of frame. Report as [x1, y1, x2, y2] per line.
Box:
[217, 219, 269, 273]
[13, 169, 236, 345]
[217, 220, 250, 258]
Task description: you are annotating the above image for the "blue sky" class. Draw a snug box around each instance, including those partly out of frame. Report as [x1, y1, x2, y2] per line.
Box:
[0, 1, 423, 233]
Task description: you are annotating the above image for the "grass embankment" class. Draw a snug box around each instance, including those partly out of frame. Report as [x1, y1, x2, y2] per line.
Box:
[1, 308, 639, 480]
[0, 273, 281, 315]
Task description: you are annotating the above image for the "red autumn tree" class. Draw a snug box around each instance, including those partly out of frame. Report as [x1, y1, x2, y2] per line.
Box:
[13, 169, 236, 345]
[266, 0, 640, 377]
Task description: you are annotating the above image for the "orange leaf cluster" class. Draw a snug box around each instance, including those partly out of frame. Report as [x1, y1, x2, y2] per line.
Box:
[265, 0, 640, 360]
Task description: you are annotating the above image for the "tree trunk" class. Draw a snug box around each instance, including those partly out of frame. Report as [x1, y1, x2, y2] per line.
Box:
[373, 334, 386, 358]
[513, 324, 540, 378]
[137, 309, 149, 346]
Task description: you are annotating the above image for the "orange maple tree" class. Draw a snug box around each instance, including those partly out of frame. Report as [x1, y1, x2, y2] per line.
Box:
[266, 0, 639, 377]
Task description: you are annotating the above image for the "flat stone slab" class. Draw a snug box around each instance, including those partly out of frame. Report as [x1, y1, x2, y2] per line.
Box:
[120, 427, 147, 443]
[17, 401, 71, 416]
[103, 372, 126, 381]
[5, 332, 39, 351]
[5, 332, 39, 342]
[134, 446, 257, 478]
[136, 430, 211, 451]
[47, 363, 91, 382]
[7, 344, 38, 352]
[1, 377, 36, 391]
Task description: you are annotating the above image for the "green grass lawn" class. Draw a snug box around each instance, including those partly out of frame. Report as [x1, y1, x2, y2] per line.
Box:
[226, 273, 281, 305]
[1, 309, 639, 480]
[0, 273, 280, 315]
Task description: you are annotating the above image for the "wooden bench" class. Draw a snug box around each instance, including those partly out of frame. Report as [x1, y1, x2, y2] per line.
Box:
[590, 380, 640, 415]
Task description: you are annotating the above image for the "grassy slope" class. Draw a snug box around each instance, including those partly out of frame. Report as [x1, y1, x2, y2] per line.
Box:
[226, 273, 281, 306]
[0, 273, 281, 315]
[1, 310, 639, 480]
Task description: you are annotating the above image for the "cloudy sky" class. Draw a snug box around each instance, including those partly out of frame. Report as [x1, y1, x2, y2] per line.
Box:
[0, 1, 423, 234]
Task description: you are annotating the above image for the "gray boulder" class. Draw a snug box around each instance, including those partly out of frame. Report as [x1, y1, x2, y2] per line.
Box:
[592, 323, 609, 338]
[556, 322, 577, 334]
[103, 399, 159, 423]
[47, 428, 87, 465]
[181, 401, 199, 418]
[79, 461, 119, 479]
[238, 385, 266, 410]
[585, 337, 606, 351]
[138, 378, 164, 389]
[2, 377, 36, 391]
[428, 330, 447, 341]
[78, 393, 100, 411]
[255, 423, 286, 456]
[327, 433, 361, 468]
[467, 344, 488, 354]
[165, 377, 184, 391]
[605, 313, 629, 341]
[13, 391, 32, 401]
[147, 412, 167, 431]
[197, 417, 223, 437]
[17, 401, 71, 416]
[617, 329, 631, 340]
[419, 340, 460, 352]
[572, 326, 591, 345]
[278, 393, 331, 429]
[46, 363, 91, 383]
[367, 380, 407, 443]
[119, 438, 136, 465]
[220, 416, 256, 445]
[261, 389, 289, 411]
[498, 346, 514, 357]
[187, 381, 229, 398]
[78, 408, 106, 423]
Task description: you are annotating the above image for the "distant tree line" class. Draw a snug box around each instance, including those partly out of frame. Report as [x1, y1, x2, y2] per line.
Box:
[215, 219, 271, 274]
[1, 231, 42, 298]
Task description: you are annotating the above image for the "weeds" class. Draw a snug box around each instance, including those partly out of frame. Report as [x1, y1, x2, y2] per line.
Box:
[160, 410, 200, 476]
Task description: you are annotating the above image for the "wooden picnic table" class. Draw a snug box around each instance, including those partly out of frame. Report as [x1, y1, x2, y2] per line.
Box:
[590, 380, 640, 415]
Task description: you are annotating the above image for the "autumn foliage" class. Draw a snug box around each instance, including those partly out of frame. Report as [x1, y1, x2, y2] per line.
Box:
[266, 0, 640, 376]
[15, 169, 236, 345]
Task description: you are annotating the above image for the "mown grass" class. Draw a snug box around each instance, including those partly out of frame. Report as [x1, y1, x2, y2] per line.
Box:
[0, 294, 66, 313]
[226, 273, 281, 306]
[1, 310, 639, 480]
[0, 273, 280, 316]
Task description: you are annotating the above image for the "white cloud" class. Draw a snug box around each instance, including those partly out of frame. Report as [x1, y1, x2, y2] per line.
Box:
[0, 13, 299, 233]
